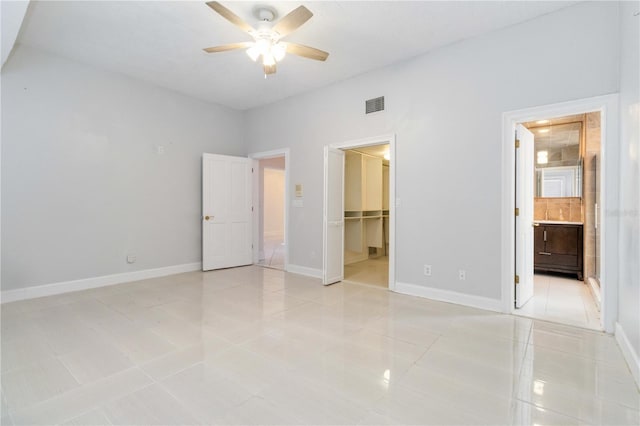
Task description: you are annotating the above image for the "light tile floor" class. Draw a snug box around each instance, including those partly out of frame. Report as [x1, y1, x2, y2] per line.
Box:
[516, 273, 601, 330]
[344, 257, 389, 288]
[1, 266, 637, 425]
[256, 236, 285, 271]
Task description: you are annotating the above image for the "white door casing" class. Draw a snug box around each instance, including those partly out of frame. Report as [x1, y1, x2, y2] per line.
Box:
[202, 153, 253, 271]
[502, 94, 617, 332]
[323, 147, 345, 285]
[515, 124, 535, 308]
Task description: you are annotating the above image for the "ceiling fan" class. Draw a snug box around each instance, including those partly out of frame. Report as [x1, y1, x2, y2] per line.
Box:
[203, 1, 329, 76]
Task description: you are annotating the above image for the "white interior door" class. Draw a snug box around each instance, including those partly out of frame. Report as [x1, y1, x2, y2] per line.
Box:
[323, 147, 344, 285]
[515, 124, 535, 308]
[202, 153, 252, 271]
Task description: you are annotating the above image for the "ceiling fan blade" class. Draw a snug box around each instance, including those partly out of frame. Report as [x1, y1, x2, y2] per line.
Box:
[203, 42, 253, 53]
[206, 1, 254, 34]
[272, 6, 313, 37]
[285, 43, 329, 61]
[264, 64, 277, 75]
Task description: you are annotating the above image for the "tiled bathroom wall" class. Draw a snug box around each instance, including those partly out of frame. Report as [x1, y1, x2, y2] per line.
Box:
[584, 112, 601, 281]
[534, 197, 583, 222]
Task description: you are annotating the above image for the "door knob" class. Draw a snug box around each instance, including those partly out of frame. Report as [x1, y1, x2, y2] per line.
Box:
[204, 215, 213, 221]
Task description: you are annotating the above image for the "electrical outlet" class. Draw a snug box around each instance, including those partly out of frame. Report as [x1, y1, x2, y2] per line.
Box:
[424, 265, 432, 276]
[127, 254, 137, 264]
[459, 269, 466, 280]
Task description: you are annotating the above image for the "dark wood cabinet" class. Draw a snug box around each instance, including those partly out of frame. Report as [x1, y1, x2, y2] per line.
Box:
[534, 223, 583, 280]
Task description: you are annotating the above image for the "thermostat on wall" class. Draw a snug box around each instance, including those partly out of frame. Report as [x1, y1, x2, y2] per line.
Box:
[295, 184, 303, 197]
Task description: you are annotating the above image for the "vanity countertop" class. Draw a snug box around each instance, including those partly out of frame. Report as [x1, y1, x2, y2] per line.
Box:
[534, 220, 584, 225]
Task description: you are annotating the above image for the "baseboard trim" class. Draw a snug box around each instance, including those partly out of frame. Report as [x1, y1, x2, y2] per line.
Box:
[395, 281, 503, 312]
[615, 322, 640, 389]
[587, 277, 601, 310]
[263, 231, 284, 238]
[345, 254, 368, 265]
[1, 262, 202, 304]
[286, 264, 322, 279]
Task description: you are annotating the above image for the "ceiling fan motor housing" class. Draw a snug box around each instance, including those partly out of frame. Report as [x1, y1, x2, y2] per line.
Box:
[253, 6, 277, 22]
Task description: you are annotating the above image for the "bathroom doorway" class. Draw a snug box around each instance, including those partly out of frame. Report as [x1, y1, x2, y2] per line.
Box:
[517, 113, 602, 330]
[503, 94, 618, 333]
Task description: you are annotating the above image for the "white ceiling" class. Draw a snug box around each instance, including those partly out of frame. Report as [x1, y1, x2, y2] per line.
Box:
[17, 1, 577, 110]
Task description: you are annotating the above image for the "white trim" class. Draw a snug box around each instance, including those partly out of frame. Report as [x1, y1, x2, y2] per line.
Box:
[501, 94, 619, 333]
[322, 146, 346, 285]
[1, 262, 202, 304]
[587, 277, 601, 311]
[287, 264, 323, 279]
[344, 253, 368, 265]
[249, 148, 290, 273]
[395, 281, 503, 312]
[615, 322, 640, 388]
[263, 230, 284, 238]
[327, 133, 396, 291]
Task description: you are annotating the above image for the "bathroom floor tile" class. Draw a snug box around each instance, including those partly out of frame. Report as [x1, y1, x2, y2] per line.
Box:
[516, 273, 601, 331]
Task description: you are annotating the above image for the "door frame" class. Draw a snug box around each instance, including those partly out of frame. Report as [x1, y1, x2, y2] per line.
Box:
[325, 133, 396, 291]
[501, 94, 619, 332]
[249, 148, 290, 272]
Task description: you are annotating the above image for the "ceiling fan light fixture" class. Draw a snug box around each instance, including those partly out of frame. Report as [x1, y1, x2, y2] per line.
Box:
[204, 2, 328, 75]
[272, 43, 286, 62]
[246, 44, 260, 61]
[262, 52, 276, 66]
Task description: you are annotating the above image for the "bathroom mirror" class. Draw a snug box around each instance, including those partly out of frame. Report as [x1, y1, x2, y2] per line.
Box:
[533, 122, 582, 198]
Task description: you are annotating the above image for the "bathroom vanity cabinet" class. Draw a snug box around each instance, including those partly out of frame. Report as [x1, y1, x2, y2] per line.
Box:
[534, 222, 583, 280]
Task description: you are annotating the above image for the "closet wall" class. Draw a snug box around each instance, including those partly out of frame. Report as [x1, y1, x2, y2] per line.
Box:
[344, 150, 389, 265]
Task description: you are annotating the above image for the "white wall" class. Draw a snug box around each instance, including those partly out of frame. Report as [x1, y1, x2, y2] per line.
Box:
[244, 1, 620, 300]
[617, 1, 640, 365]
[1, 45, 245, 291]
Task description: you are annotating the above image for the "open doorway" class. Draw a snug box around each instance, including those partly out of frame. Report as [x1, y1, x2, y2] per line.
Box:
[343, 145, 390, 288]
[323, 134, 396, 290]
[514, 113, 602, 330]
[251, 150, 289, 271]
[516, 111, 601, 330]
